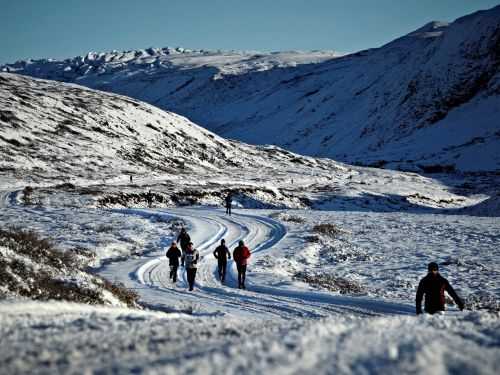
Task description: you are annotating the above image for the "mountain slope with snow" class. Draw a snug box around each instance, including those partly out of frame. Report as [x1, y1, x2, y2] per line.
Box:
[2, 6, 499, 172]
[0, 72, 342, 186]
[3, 72, 489, 214]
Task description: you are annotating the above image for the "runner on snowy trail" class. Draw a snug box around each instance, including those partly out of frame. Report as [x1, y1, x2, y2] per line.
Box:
[177, 228, 191, 264]
[213, 239, 231, 283]
[416, 262, 464, 315]
[233, 240, 251, 289]
[182, 242, 200, 291]
[225, 193, 232, 216]
[146, 190, 153, 208]
[165, 241, 182, 283]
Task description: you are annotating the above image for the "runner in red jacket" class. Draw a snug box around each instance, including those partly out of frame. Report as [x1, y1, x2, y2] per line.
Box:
[233, 240, 251, 289]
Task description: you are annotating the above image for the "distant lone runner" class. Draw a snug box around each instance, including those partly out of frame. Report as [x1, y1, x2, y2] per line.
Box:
[146, 189, 153, 208]
[416, 262, 464, 315]
[233, 240, 251, 289]
[213, 239, 231, 283]
[165, 241, 182, 283]
[225, 193, 232, 216]
[182, 242, 200, 291]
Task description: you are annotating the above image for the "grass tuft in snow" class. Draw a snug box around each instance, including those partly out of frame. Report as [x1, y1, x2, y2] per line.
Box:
[312, 223, 346, 238]
[0, 228, 77, 269]
[270, 211, 306, 223]
[0, 228, 139, 307]
[294, 271, 366, 295]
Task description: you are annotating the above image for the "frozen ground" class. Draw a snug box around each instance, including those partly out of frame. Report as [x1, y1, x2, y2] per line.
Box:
[1, 301, 499, 375]
[1, 186, 500, 373]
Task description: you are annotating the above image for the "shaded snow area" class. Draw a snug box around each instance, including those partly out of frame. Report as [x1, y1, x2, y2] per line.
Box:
[1, 301, 499, 374]
[3, 6, 499, 172]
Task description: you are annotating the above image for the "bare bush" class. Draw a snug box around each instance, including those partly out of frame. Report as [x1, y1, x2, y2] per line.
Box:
[0, 228, 73, 268]
[463, 293, 500, 312]
[270, 212, 306, 223]
[35, 276, 103, 304]
[312, 223, 345, 238]
[320, 243, 372, 263]
[304, 235, 321, 243]
[0, 228, 139, 307]
[102, 279, 139, 307]
[294, 271, 365, 295]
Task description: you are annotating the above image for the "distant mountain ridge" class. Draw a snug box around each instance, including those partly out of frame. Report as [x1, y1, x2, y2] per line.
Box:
[2, 6, 500, 172]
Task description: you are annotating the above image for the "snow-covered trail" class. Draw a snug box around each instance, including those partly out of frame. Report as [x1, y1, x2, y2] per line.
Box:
[100, 207, 415, 318]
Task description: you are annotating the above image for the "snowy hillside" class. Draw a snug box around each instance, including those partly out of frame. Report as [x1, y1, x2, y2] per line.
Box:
[0, 71, 342, 189]
[0, 72, 266, 183]
[2, 6, 499, 172]
[3, 72, 490, 214]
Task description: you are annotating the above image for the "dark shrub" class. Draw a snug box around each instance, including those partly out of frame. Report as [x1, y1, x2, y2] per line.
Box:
[294, 271, 365, 295]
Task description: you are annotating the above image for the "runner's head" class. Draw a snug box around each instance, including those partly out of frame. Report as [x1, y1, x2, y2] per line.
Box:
[171, 241, 177, 247]
[221, 239, 225, 244]
[239, 240, 244, 247]
[187, 242, 194, 251]
[428, 262, 439, 274]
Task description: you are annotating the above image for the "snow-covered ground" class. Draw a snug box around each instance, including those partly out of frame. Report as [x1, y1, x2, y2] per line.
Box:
[2, 300, 499, 374]
[0, 197, 499, 373]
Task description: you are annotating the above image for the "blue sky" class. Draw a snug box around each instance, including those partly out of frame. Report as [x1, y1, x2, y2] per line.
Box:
[1, 0, 499, 64]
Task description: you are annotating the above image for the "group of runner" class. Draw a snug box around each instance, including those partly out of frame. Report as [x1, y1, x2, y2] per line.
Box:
[165, 227, 251, 291]
[165, 192, 466, 315]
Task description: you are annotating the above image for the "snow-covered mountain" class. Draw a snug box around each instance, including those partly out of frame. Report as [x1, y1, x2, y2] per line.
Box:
[2, 6, 499, 172]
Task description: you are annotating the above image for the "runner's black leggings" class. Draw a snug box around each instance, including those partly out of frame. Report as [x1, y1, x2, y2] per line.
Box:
[186, 268, 197, 289]
[169, 264, 178, 282]
[236, 264, 247, 287]
[218, 260, 227, 281]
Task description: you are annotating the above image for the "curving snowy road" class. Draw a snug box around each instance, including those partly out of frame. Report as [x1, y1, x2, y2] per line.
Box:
[100, 207, 415, 318]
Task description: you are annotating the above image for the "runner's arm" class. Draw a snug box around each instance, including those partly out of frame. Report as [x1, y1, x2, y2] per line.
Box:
[416, 280, 424, 315]
[445, 281, 464, 310]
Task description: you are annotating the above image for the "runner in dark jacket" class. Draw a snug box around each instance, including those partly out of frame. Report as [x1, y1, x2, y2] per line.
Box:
[233, 240, 251, 289]
[416, 262, 464, 315]
[213, 239, 231, 282]
[177, 228, 191, 262]
[166, 242, 182, 283]
[225, 193, 232, 216]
